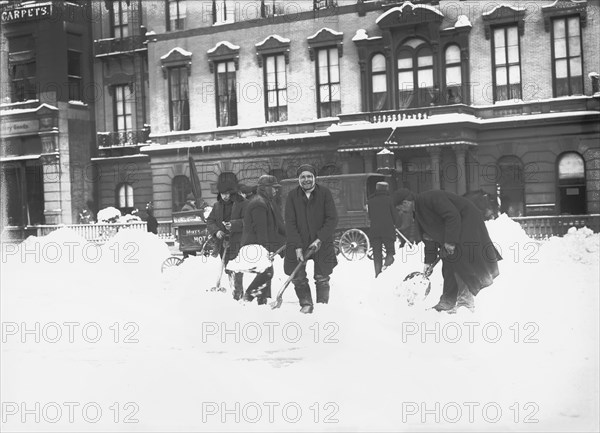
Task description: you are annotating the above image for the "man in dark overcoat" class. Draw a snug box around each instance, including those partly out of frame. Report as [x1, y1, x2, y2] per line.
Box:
[367, 182, 400, 277]
[284, 164, 338, 314]
[394, 188, 502, 313]
[240, 175, 286, 304]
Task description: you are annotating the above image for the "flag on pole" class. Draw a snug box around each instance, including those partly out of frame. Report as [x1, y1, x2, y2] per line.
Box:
[189, 154, 202, 202]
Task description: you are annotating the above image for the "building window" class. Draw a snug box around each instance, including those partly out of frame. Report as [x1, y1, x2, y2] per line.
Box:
[314, 0, 337, 10]
[166, 0, 186, 31]
[396, 39, 435, 108]
[113, 84, 133, 132]
[8, 35, 36, 103]
[498, 155, 524, 217]
[557, 152, 586, 215]
[264, 54, 287, 122]
[444, 44, 462, 104]
[552, 16, 583, 97]
[370, 53, 387, 111]
[111, 0, 129, 39]
[213, 0, 234, 24]
[316, 47, 341, 118]
[492, 26, 521, 102]
[172, 175, 191, 212]
[116, 183, 134, 214]
[262, 0, 285, 18]
[216, 61, 237, 127]
[168, 66, 190, 131]
[67, 50, 82, 101]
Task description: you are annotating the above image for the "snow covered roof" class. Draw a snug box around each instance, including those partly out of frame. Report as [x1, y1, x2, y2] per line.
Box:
[160, 47, 192, 60]
[482, 3, 526, 16]
[307, 27, 343, 40]
[376, 2, 443, 25]
[0, 102, 58, 116]
[207, 41, 240, 54]
[255, 34, 291, 47]
[454, 15, 472, 28]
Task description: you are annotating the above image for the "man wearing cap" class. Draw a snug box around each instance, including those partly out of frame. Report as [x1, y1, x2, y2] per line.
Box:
[284, 164, 338, 314]
[207, 178, 245, 293]
[181, 193, 198, 212]
[240, 175, 286, 304]
[367, 182, 400, 277]
[394, 188, 502, 313]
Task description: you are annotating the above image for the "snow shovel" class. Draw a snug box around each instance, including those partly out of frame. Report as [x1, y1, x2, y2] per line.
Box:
[396, 228, 415, 249]
[210, 239, 230, 292]
[270, 246, 316, 310]
[400, 256, 441, 302]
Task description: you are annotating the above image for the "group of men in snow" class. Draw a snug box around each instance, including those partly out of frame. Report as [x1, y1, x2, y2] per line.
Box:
[202, 164, 501, 314]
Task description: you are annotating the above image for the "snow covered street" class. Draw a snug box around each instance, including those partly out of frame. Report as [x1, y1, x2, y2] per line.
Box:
[1, 216, 599, 432]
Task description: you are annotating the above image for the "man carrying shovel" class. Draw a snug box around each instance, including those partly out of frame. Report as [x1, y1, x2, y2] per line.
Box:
[284, 164, 338, 314]
[394, 188, 502, 313]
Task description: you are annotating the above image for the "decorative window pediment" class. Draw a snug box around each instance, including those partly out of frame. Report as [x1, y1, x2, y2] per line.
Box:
[255, 35, 290, 67]
[207, 41, 240, 72]
[376, 2, 444, 29]
[482, 4, 526, 39]
[160, 47, 192, 78]
[307, 28, 343, 61]
[542, 0, 588, 32]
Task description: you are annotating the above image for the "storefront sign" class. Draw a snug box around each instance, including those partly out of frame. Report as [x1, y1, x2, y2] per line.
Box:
[0, 119, 39, 137]
[1, 3, 52, 23]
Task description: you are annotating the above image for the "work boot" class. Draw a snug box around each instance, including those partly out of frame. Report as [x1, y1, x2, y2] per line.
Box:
[293, 278, 313, 308]
[315, 275, 330, 304]
[300, 305, 314, 314]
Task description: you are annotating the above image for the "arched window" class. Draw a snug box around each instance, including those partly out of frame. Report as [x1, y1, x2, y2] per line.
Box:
[172, 175, 191, 212]
[497, 156, 525, 217]
[371, 53, 387, 111]
[557, 152, 586, 215]
[444, 44, 462, 104]
[396, 38, 435, 108]
[116, 183, 134, 214]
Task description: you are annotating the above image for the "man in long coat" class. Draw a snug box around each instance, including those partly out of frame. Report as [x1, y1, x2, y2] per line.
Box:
[394, 188, 502, 313]
[367, 182, 400, 277]
[284, 164, 338, 314]
[241, 175, 286, 304]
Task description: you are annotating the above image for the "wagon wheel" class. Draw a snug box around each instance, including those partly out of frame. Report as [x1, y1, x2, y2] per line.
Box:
[161, 256, 183, 273]
[339, 229, 370, 261]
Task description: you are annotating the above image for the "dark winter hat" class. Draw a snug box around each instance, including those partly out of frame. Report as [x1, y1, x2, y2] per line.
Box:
[393, 188, 415, 205]
[257, 175, 281, 188]
[240, 184, 257, 195]
[217, 178, 238, 194]
[186, 193, 195, 200]
[376, 182, 389, 191]
[296, 164, 317, 177]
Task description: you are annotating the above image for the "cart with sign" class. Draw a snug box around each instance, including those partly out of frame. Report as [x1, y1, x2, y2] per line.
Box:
[160, 208, 215, 272]
[280, 173, 399, 261]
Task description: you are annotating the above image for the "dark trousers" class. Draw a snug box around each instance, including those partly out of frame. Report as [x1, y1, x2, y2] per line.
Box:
[292, 262, 330, 307]
[245, 266, 273, 305]
[371, 236, 396, 277]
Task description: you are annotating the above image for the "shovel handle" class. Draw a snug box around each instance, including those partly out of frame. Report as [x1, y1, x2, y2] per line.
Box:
[270, 246, 316, 309]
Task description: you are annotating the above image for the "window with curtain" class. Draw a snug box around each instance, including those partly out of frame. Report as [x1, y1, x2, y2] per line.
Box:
[262, 0, 285, 17]
[114, 84, 133, 137]
[116, 183, 134, 214]
[396, 38, 435, 108]
[216, 61, 238, 127]
[213, 0, 234, 24]
[166, 0, 186, 31]
[111, 0, 129, 39]
[316, 47, 341, 118]
[168, 66, 190, 131]
[265, 54, 288, 122]
[444, 44, 462, 104]
[172, 175, 191, 211]
[492, 26, 522, 102]
[371, 53, 387, 111]
[8, 34, 36, 103]
[552, 16, 583, 97]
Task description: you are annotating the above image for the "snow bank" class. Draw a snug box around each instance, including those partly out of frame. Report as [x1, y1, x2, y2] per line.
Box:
[97, 206, 121, 223]
[539, 226, 600, 266]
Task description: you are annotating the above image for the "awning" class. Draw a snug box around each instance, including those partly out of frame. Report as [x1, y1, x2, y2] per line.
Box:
[337, 140, 477, 153]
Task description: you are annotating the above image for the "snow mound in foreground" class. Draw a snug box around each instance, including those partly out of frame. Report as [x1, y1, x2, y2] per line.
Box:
[539, 225, 600, 266]
[100, 229, 171, 273]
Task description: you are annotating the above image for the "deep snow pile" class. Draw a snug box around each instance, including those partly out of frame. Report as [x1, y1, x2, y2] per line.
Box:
[1, 215, 599, 432]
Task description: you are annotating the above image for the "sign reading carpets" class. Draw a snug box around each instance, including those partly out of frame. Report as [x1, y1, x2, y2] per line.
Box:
[1, 4, 52, 23]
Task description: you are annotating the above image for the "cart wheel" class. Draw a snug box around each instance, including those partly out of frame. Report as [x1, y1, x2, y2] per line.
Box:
[161, 256, 183, 272]
[339, 229, 370, 261]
